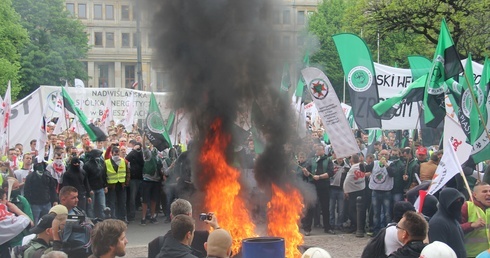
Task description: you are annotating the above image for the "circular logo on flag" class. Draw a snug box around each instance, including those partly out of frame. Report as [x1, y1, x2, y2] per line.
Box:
[461, 87, 484, 118]
[309, 79, 329, 100]
[147, 112, 165, 134]
[347, 66, 373, 92]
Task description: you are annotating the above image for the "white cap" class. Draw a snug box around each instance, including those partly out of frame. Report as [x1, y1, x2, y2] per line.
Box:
[301, 247, 331, 258]
[420, 241, 457, 258]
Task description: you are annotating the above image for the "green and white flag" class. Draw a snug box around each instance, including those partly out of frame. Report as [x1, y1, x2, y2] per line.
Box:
[61, 87, 107, 142]
[459, 54, 482, 145]
[471, 57, 490, 163]
[333, 33, 381, 129]
[408, 56, 432, 82]
[424, 19, 463, 128]
[144, 92, 172, 151]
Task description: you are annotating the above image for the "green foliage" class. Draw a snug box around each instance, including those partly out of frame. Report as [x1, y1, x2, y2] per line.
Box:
[363, 0, 490, 61]
[13, 0, 89, 98]
[0, 0, 28, 99]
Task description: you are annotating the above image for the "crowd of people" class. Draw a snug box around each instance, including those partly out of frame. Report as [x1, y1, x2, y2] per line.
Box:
[2, 119, 490, 257]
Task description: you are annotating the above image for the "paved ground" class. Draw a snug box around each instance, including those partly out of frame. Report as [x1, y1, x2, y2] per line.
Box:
[122, 216, 370, 258]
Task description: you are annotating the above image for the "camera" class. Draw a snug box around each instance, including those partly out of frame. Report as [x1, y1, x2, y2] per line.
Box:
[199, 212, 212, 221]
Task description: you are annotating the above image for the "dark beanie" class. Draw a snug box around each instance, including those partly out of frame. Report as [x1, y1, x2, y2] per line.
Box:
[393, 201, 416, 223]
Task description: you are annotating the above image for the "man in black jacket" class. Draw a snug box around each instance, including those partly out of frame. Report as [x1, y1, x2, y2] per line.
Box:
[24, 162, 57, 224]
[428, 187, 466, 258]
[388, 211, 427, 258]
[157, 215, 197, 258]
[302, 145, 335, 234]
[125, 142, 144, 221]
[83, 149, 107, 219]
[62, 157, 91, 211]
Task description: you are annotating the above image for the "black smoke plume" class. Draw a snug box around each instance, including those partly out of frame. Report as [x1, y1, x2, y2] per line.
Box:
[145, 0, 305, 203]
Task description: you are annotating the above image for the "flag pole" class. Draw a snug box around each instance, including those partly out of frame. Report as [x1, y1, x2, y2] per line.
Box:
[462, 72, 490, 140]
[173, 110, 179, 146]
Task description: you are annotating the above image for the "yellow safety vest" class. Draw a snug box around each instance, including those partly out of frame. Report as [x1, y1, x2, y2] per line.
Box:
[105, 159, 126, 184]
[465, 201, 490, 257]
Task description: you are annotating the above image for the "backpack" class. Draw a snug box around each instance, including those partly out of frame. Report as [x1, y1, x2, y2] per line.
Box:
[361, 223, 396, 258]
[60, 217, 93, 257]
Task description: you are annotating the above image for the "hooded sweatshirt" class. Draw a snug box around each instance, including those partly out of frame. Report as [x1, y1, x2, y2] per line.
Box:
[428, 187, 466, 258]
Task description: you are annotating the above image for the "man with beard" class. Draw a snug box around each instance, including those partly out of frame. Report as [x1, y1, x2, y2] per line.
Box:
[62, 157, 91, 211]
[89, 219, 128, 258]
[428, 187, 466, 258]
[302, 145, 335, 234]
[83, 149, 108, 219]
[460, 182, 490, 257]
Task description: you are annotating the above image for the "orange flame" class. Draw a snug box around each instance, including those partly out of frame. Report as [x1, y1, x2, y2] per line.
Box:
[199, 119, 256, 254]
[267, 183, 304, 258]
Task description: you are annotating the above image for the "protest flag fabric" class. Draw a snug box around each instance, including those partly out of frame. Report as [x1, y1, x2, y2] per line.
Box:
[443, 96, 472, 164]
[143, 92, 171, 151]
[251, 101, 265, 154]
[471, 57, 490, 163]
[458, 54, 483, 145]
[100, 95, 113, 134]
[123, 92, 135, 130]
[333, 33, 381, 129]
[0, 82, 11, 150]
[408, 56, 432, 81]
[423, 19, 464, 128]
[301, 67, 360, 158]
[165, 110, 175, 135]
[292, 51, 310, 107]
[61, 87, 107, 142]
[373, 74, 427, 118]
[427, 139, 462, 195]
[279, 63, 291, 99]
[35, 105, 48, 163]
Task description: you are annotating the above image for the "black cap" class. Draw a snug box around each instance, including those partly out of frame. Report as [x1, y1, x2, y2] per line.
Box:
[30, 213, 56, 234]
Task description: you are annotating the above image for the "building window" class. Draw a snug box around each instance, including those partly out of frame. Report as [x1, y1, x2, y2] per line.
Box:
[99, 64, 109, 88]
[94, 4, 102, 20]
[132, 4, 138, 21]
[106, 5, 114, 20]
[121, 5, 130, 20]
[282, 35, 290, 49]
[106, 32, 114, 48]
[125, 65, 136, 89]
[283, 10, 290, 24]
[78, 4, 86, 19]
[122, 33, 130, 48]
[94, 32, 103, 47]
[66, 3, 75, 16]
[133, 32, 138, 48]
[273, 10, 280, 24]
[297, 11, 305, 25]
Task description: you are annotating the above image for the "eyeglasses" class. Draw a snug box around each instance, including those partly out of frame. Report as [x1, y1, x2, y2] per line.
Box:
[395, 224, 406, 231]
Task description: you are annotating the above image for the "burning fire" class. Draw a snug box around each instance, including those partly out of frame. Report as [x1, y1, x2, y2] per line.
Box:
[199, 119, 256, 254]
[267, 183, 304, 258]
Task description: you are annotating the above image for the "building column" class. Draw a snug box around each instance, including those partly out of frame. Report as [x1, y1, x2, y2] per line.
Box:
[114, 61, 122, 88]
[87, 61, 95, 88]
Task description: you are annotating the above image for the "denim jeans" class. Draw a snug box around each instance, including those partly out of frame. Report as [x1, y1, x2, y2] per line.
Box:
[128, 179, 142, 220]
[392, 193, 403, 203]
[164, 183, 177, 218]
[106, 183, 127, 220]
[372, 190, 392, 233]
[31, 202, 51, 224]
[329, 187, 344, 227]
[87, 188, 106, 219]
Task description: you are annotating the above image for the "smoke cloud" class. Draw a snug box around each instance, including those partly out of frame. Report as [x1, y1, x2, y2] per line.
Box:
[146, 0, 304, 203]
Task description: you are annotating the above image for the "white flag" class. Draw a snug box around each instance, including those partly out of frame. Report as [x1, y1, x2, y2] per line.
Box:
[123, 93, 135, 130]
[444, 95, 472, 163]
[301, 67, 359, 158]
[36, 103, 49, 162]
[100, 95, 113, 133]
[74, 78, 85, 88]
[427, 139, 462, 195]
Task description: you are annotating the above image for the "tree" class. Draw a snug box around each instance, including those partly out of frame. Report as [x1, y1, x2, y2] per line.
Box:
[0, 0, 28, 99]
[363, 0, 490, 61]
[13, 0, 89, 98]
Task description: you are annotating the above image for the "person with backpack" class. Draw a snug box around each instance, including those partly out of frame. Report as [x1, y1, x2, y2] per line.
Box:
[23, 213, 56, 258]
[140, 138, 163, 225]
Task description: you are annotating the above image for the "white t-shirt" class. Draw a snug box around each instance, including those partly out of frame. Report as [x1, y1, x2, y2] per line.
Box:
[384, 225, 403, 256]
[14, 169, 31, 195]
